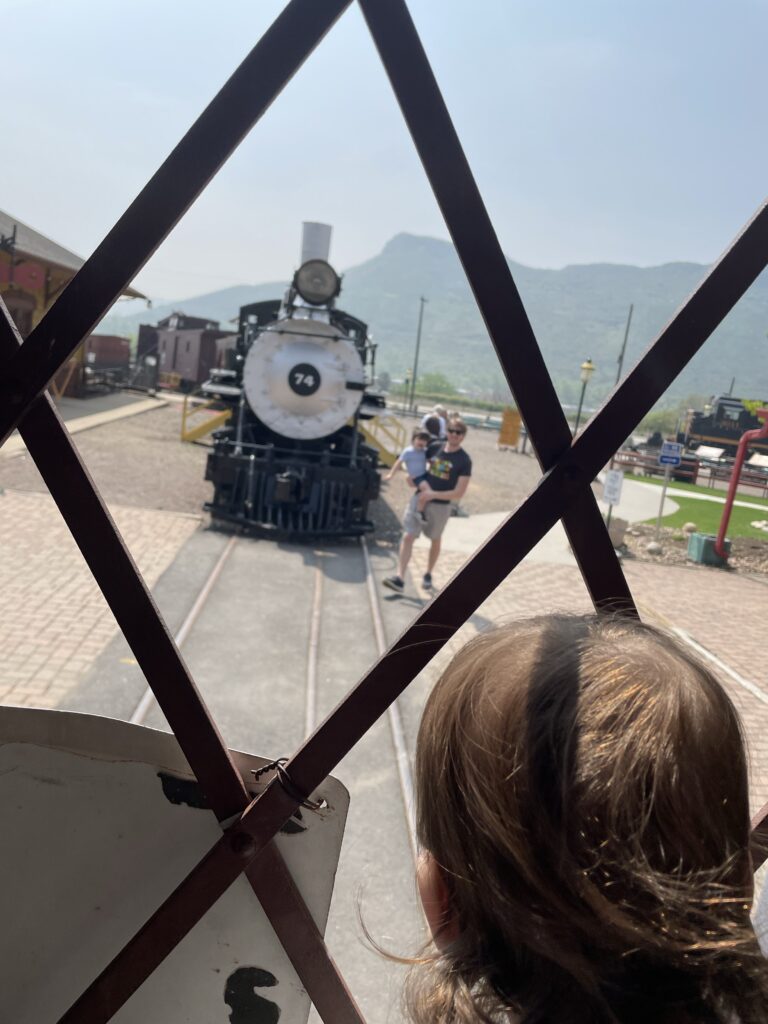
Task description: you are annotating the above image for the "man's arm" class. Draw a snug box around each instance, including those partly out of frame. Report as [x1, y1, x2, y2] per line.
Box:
[421, 476, 470, 503]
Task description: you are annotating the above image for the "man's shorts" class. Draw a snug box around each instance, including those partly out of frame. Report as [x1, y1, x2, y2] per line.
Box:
[403, 495, 452, 540]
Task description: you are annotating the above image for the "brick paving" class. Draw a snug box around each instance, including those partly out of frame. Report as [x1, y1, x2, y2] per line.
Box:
[0, 489, 200, 708]
[409, 548, 768, 815]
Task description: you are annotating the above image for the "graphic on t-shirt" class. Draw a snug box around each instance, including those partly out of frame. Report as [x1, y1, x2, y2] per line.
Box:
[429, 457, 452, 481]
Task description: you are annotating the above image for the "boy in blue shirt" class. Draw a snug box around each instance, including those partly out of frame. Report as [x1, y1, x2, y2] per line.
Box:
[385, 429, 432, 521]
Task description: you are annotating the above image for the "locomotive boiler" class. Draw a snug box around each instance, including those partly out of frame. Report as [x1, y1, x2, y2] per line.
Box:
[201, 228, 383, 538]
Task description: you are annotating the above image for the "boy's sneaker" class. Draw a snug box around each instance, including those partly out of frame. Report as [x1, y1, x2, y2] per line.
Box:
[422, 573, 433, 590]
[382, 575, 404, 593]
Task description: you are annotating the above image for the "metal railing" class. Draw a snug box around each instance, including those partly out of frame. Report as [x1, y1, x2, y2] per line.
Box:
[180, 394, 232, 443]
[356, 411, 408, 467]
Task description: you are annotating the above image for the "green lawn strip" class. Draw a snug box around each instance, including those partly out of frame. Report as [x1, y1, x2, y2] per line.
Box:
[643, 497, 768, 539]
[633, 475, 768, 508]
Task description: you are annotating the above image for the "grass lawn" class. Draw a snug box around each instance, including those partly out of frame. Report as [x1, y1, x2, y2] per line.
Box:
[644, 497, 768, 539]
[636, 475, 768, 508]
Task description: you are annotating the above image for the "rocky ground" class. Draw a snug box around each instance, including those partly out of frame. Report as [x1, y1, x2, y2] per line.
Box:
[622, 522, 768, 580]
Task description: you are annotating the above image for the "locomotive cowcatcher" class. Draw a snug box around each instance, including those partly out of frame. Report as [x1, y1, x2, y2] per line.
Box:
[201, 238, 383, 538]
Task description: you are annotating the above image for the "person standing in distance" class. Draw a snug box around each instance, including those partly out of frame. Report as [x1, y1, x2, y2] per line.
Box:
[421, 404, 447, 440]
[383, 418, 472, 593]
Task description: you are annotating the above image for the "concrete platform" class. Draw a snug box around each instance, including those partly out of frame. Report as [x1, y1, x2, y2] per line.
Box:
[1, 392, 166, 458]
[414, 476, 679, 565]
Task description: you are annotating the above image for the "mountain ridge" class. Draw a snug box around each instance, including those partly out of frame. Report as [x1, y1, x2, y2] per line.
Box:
[100, 233, 768, 405]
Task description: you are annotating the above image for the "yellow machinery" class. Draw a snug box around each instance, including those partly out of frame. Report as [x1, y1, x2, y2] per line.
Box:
[181, 395, 232, 443]
[355, 412, 407, 468]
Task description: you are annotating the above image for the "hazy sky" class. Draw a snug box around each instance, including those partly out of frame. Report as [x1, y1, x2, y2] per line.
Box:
[2, 0, 766, 302]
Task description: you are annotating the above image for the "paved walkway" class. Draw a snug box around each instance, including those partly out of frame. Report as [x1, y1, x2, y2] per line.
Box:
[635, 479, 768, 513]
[1, 393, 166, 458]
[407, 493, 768, 816]
[0, 490, 199, 708]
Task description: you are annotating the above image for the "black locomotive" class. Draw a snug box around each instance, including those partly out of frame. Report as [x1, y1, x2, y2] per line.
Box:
[200, 253, 383, 538]
[680, 395, 768, 457]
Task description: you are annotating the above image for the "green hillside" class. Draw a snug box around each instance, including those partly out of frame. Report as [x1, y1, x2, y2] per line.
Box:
[99, 233, 768, 406]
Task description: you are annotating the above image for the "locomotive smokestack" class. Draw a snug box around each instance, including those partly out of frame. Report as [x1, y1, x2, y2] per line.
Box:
[301, 222, 332, 265]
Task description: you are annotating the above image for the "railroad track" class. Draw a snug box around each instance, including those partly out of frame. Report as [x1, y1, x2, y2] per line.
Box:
[127, 534, 419, 865]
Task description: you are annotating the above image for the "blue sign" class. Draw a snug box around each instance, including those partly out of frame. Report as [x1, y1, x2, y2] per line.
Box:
[658, 441, 683, 467]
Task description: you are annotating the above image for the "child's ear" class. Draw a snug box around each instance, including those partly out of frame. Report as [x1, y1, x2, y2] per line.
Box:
[416, 851, 460, 950]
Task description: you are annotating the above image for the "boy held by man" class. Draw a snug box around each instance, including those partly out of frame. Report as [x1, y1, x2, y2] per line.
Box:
[385, 429, 432, 522]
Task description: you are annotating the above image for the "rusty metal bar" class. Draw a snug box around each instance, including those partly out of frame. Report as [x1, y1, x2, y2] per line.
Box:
[358, 0, 635, 615]
[0, 301, 365, 1024]
[60, 192, 768, 1020]
[0, 303, 245, 814]
[0, 0, 353, 450]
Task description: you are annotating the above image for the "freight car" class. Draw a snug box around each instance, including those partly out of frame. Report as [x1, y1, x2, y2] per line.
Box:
[200, 228, 383, 538]
[137, 315, 236, 391]
[52, 334, 131, 397]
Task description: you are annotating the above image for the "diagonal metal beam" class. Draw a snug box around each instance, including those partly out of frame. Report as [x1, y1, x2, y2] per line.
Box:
[0, 0, 353, 450]
[0, 297, 365, 1024]
[0, 304, 245, 815]
[359, 0, 635, 615]
[57, 194, 768, 1022]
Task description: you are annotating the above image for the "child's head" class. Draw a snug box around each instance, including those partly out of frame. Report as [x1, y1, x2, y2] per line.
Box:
[412, 614, 766, 1023]
[411, 429, 431, 449]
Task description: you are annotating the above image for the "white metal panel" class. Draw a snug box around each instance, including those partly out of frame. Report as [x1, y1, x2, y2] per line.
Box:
[0, 707, 348, 1024]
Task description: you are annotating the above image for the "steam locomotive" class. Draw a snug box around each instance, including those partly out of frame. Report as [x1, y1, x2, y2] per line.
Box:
[200, 229, 383, 538]
[680, 395, 768, 457]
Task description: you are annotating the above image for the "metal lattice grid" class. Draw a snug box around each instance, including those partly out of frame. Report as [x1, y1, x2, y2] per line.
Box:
[1, 1, 767, 1021]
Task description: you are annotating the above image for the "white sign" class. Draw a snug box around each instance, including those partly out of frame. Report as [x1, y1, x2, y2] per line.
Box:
[0, 707, 349, 1024]
[658, 441, 683, 466]
[603, 468, 624, 506]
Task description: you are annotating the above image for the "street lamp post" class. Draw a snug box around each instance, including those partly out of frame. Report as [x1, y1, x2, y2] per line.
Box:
[409, 296, 427, 413]
[573, 358, 595, 436]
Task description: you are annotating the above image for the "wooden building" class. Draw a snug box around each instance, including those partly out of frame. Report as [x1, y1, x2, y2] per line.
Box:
[0, 208, 144, 337]
[138, 312, 235, 390]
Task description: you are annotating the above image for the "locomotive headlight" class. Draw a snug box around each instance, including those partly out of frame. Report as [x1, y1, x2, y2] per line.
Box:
[294, 259, 340, 306]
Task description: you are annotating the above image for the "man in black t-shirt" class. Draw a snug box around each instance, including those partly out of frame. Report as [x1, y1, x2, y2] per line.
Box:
[383, 417, 472, 593]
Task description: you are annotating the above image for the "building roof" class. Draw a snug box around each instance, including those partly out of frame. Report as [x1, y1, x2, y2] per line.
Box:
[157, 312, 220, 330]
[0, 208, 146, 300]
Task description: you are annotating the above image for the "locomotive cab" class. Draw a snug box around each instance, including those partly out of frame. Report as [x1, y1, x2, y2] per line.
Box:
[201, 235, 382, 538]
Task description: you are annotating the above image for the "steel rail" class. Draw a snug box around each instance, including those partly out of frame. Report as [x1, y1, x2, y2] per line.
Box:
[360, 537, 418, 865]
[305, 556, 325, 738]
[0, 0, 353, 450]
[130, 535, 239, 725]
[0, 301, 365, 1024]
[57, 192, 768, 1021]
[358, 0, 635, 616]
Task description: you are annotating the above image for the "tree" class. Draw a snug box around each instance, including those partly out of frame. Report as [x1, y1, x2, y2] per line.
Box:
[417, 371, 458, 396]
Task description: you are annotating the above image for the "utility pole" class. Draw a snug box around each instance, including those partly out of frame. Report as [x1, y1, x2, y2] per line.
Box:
[409, 296, 427, 414]
[616, 303, 633, 387]
[605, 303, 633, 531]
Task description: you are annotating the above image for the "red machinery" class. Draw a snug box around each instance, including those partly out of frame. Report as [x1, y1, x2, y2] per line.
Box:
[714, 408, 768, 560]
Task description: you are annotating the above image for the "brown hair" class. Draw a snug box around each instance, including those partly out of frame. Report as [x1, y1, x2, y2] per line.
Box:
[410, 615, 767, 1023]
[412, 429, 432, 443]
[447, 416, 467, 436]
